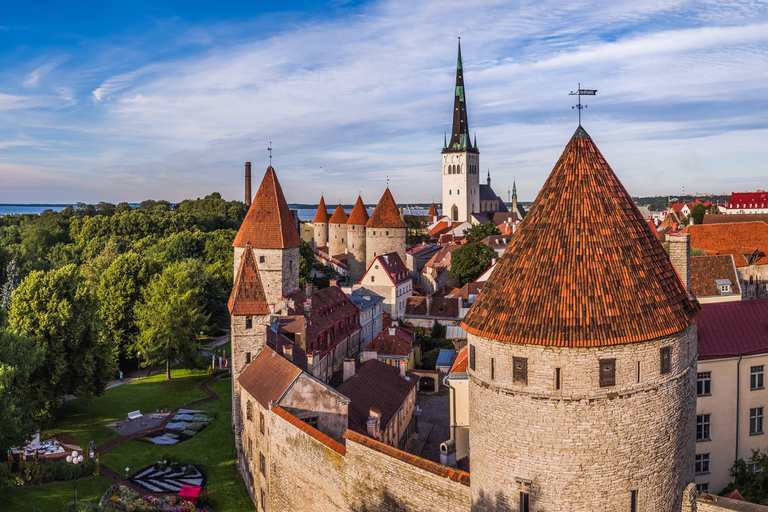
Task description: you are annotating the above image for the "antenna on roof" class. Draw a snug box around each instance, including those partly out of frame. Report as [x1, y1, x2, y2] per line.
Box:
[569, 83, 597, 125]
[387, 176, 390, 188]
[267, 142, 273, 166]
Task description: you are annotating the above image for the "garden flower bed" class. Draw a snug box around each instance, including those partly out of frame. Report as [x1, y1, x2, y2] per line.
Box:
[101, 483, 211, 511]
[140, 410, 215, 445]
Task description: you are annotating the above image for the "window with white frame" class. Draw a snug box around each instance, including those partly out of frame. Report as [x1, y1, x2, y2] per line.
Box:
[696, 483, 709, 494]
[697, 372, 711, 397]
[696, 414, 711, 442]
[695, 453, 710, 475]
[752, 366, 765, 390]
[751, 407, 764, 435]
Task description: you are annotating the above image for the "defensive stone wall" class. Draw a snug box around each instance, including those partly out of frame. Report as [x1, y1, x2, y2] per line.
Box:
[468, 324, 698, 512]
[314, 221, 329, 249]
[329, 222, 348, 257]
[366, 227, 406, 269]
[234, 246, 299, 305]
[346, 224, 366, 283]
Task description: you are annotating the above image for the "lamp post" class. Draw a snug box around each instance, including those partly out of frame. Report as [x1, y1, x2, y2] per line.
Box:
[66, 450, 83, 508]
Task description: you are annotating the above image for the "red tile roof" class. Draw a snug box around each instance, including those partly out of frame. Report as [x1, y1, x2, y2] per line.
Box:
[347, 196, 369, 225]
[366, 188, 406, 228]
[272, 405, 346, 455]
[690, 255, 741, 298]
[429, 297, 460, 318]
[698, 298, 768, 360]
[462, 126, 699, 347]
[329, 203, 348, 224]
[405, 296, 427, 316]
[238, 346, 301, 408]
[728, 191, 768, 210]
[343, 430, 470, 486]
[228, 243, 270, 315]
[450, 347, 468, 372]
[427, 203, 438, 216]
[364, 330, 413, 357]
[645, 219, 659, 238]
[681, 222, 768, 267]
[725, 490, 746, 502]
[314, 196, 329, 223]
[233, 166, 302, 249]
[703, 213, 768, 225]
[365, 252, 410, 286]
[283, 286, 360, 355]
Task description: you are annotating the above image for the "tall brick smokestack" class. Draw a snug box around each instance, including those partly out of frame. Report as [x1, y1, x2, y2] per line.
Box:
[245, 162, 252, 207]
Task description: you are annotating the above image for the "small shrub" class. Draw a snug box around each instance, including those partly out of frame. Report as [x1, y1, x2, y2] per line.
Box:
[161, 452, 178, 464]
[186, 422, 206, 432]
[182, 429, 198, 438]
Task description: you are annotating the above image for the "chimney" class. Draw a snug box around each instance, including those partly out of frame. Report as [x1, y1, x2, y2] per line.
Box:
[440, 439, 457, 468]
[366, 408, 381, 438]
[668, 233, 691, 292]
[389, 327, 396, 336]
[399, 359, 407, 377]
[363, 350, 377, 362]
[343, 359, 355, 382]
[304, 282, 314, 296]
[303, 301, 311, 316]
[245, 162, 252, 207]
[330, 279, 338, 288]
[283, 344, 293, 362]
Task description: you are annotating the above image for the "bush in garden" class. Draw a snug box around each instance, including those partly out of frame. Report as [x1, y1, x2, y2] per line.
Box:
[182, 429, 198, 438]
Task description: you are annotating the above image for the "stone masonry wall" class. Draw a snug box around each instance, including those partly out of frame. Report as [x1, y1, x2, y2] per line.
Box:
[329, 222, 348, 257]
[231, 314, 269, 455]
[366, 227, 406, 270]
[234, 246, 299, 305]
[468, 324, 698, 512]
[669, 233, 691, 291]
[346, 224, 366, 283]
[314, 222, 329, 249]
[279, 373, 349, 442]
[737, 264, 768, 300]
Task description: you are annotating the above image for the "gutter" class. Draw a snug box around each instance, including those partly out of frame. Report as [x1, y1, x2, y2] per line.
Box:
[736, 353, 743, 462]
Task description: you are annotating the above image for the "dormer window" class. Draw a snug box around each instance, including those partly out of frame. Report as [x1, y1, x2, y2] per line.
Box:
[716, 279, 733, 295]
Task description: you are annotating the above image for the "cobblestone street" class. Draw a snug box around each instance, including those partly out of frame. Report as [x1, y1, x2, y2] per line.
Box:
[417, 392, 450, 463]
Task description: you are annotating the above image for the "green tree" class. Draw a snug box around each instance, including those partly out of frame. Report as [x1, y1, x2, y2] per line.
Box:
[450, 242, 497, 285]
[463, 221, 501, 243]
[299, 241, 314, 287]
[431, 319, 446, 340]
[721, 449, 768, 504]
[135, 262, 208, 379]
[1, 260, 19, 311]
[707, 203, 721, 215]
[9, 265, 114, 423]
[690, 203, 707, 226]
[0, 326, 43, 450]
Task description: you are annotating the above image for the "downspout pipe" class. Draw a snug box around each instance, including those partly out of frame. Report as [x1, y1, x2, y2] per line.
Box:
[736, 353, 743, 462]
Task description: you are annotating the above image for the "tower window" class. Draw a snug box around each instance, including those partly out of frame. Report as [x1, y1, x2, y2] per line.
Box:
[246, 400, 253, 421]
[599, 359, 615, 387]
[260, 411, 265, 434]
[555, 368, 561, 390]
[259, 256, 265, 263]
[246, 316, 253, 329]
[490, 358, 495, 380]
[513, 357, 527, 385]
[259, 452, 266, 475]
[457, 189, 460, 195]
[469, 344, 475, 371]
[697, 372, 711, 396]
[631, 490, 638, 512]
[660, 347, 671, 374]
[519, 492, 529, 512]
[246, 352, 251, 364]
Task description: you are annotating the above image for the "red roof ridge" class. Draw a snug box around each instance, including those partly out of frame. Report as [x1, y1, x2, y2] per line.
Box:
[329, 204, 348, 224]
[462, 126, 699, 347]
[273, 405, 346, 455]
[347, 196, 369, 225]
[233, 166, 301, 249]
[343, 430, 470, 486]
[427, 203, 438, 216]
[314, 196, 329, 223]
[366, 188, 406, 228]
[228, 243, 270, 315]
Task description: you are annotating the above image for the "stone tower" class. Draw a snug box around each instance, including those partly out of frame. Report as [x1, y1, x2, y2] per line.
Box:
[328, 204, 348, 257]
[365, 188, 406, 268]
[442, 38, 479, 223]
[461, 126, 701, 512]
[313, 195, 329, 249]
[346, 196, 369, 283]
[232, 165, 302, 306]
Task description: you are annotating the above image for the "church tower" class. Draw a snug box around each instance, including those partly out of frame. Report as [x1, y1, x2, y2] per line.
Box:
[462, 126, 700, 512]
[442, 38, 479, 222]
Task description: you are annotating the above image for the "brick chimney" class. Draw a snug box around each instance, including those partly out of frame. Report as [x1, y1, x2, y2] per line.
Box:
[399, 359, 407, 377]
[282, 343, 293, 362]
[343, 359, 355, 382]
[366, 408, 381, 438]
[245, 162, 252, 207]
[330, 279, 338, 288]
[363, 349, 377, 362]
[668, 233, 691, 292]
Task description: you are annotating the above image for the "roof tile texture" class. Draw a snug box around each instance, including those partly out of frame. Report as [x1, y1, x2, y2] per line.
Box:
[427, 203, 438, 216]
[462, 127, 699, 347]
[698, 298, 768, 359]
[366, 188, 406, 228]
[347, 196, 370, 225]
[690, 255, 741, 298]
[237, 347, 300, 408]
[228, 244, 270, 315]
[233, 166, 301, 249]
[703, 213, 768, 225]
[314, 196, 329, 223]
[682, 221, 768, 266]
[329, 204, 348, 224]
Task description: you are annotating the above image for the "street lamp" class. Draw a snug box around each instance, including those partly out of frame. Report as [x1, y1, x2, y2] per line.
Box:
[66, 450, 83, 508]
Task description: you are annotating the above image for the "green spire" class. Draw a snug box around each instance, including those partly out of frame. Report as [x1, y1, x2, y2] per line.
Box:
[512, 179, 517, 200]
[473, 131, 477, 150]
[444, 132, 447, 149]
[457, 38, 462, 70]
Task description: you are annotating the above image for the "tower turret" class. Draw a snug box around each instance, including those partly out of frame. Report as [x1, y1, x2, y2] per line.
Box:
[462, 125, 700, 512]
[365, 188, 406, 269]
[313, 196, 329, 249]
[346, 196, 369, 283]
[328, 204, 349, 258]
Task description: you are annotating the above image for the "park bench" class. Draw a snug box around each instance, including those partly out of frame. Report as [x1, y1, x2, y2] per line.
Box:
[127, 410, 143, 421]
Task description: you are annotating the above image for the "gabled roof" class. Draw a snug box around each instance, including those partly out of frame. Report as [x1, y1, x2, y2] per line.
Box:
[329, 204, 348, 224]
[450, 347, 468, 373]
[430, 297, 461, 318]
[690, 255, 741, 298]
[462, 126, 699, 347]
[366, 188, 406, 229]
[283, 286, 360, 351]
[233, 166, 301, 249]
[314, 196, 329, 223]
[405, 296, 427, 316]
[228, 243, 270, 315]
[728, 191, 768, 210]
[681, 221, 768, 267]
[238, 346, 301, 408]
[364, 330, 413, 357]
[364, 252, 410, 286]
[704, 214, 768, 225]
[698, 299, 768, 360]
[347, 196, 369, 225]
[427, 203, 438, 216]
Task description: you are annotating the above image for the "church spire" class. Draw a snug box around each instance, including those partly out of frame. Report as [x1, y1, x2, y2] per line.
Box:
[512, 179, 517, 200]
[444, 37, 476, 154]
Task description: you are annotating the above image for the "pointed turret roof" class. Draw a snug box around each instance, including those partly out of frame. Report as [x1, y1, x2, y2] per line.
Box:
[443, 39, 476, 154]
[366, 188, 406, 229]
[347, 196, 369, 225]
[462, 126, 700, 347]
[512, 179, 517, 200]
[427, 203, 438, 216]
[329, 204, 348, 224]
[233, 166, 301, 249]
[228, 243, 270, 315]
[314, 196, 329, 223]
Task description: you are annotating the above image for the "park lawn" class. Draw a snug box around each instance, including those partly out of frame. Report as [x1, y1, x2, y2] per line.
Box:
[0, 476, 113, 512]
[56, 368, 210, 449]
[101, 375, 255, 512]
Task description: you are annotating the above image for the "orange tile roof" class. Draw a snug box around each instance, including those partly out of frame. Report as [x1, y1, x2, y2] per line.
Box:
[238, 346, 301, 408]
[228, 243, 270, 315]
[427, 203, 438, 216]
[347, 196, 369, 225]
[233, 166, 302, 249]
[366, 188, 406, 228]
[690, 255, 741, 298]
[645, 219, 659, 238]
[681, 221, 768, 267]
[314, 196, 329, 223]
[462, 126, 699, 347]
[703, 213, 768, 225]
[329, 203, 348, 224]
[450, 347, 468, 372]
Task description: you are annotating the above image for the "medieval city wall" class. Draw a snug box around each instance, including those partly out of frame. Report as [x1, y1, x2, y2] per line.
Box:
[468, 324, 698, 512]
[346, 224, 366, 283]
[314, 221, 329, 248]
[279, 373, 349, 442]
[365, 228, 406, 269]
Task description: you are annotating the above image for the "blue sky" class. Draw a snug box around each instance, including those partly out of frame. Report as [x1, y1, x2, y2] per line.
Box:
[1, 0, 767, 204]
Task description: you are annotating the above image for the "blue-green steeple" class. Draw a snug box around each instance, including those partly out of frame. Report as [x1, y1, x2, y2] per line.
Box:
[443, 38, 477, 154]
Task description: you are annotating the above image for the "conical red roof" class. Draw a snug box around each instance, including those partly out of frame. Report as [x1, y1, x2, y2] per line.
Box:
[462, 126, 699, 347]
[427, 203, 438, 216]
[366, 188, 406, 228]
[329, 204, 348, 224]
[228, 243, 270, 315]
[347, 196, 369, 225]
[314, 196, 329, 223]
[233, 166, 301, 249]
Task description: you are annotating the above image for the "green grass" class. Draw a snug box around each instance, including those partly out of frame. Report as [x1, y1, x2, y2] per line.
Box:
[210, 340, 231, 356]
[56, 368, 210, 449]
[0, 476, 113, 512]
[101, 376, 254, 511]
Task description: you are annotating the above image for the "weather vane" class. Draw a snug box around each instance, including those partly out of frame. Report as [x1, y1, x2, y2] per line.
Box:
[267, 142, 272, 165]
[569, 83, 597, 125]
